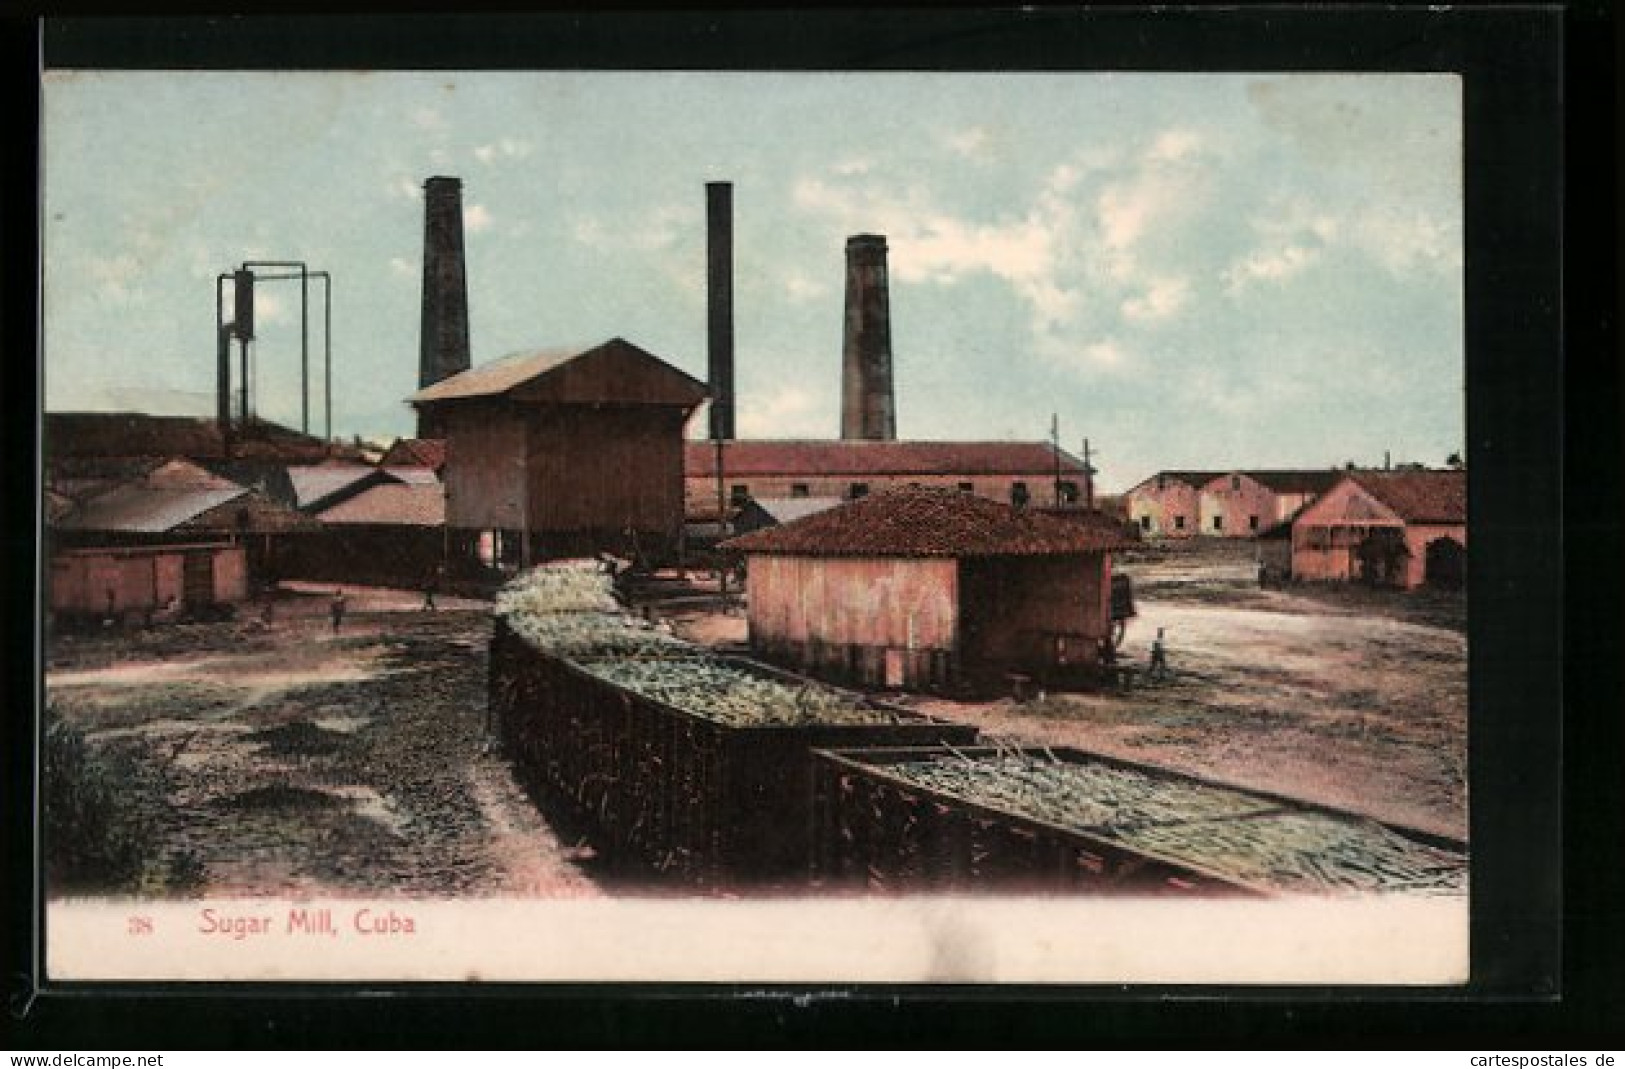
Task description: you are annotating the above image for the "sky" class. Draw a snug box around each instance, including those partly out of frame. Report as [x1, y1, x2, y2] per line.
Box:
[41, 70, 1462, 493]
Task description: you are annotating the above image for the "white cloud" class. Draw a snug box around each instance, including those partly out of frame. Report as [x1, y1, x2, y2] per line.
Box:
[737, 384, 823, 438]
[475, 138, 533, 165]
[569, 203, 694, 253]
[411, 107, 445, 130]
[1224, 243, 1321, 291]
[87, 254, 142, 303]
[385, 175, 422, 201]
[388, 256, 415, 278]
[465, 204, 494, 233]
[943, 126, 990, 160]
[782, 270, 827, 303]
[832, 156, 873, 176]
[1120, 276, 1190, 323]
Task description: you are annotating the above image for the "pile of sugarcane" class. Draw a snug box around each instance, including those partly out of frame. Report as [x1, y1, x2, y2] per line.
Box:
[878, 750, 1467, 896]
[494, 561, 623, 617]
[503, 610, 696, 660]
[580, 658, 911, 728]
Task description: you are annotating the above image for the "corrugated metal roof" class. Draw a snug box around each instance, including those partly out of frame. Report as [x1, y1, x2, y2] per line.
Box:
[747, 496, 845, 524]
[1349, 470, 1466, 524]
[143, 458, 242, 491]
[722, 486, 1133, 558]
[317, 483, 446, 526]
[381, 466, 441, 486]
[287, 465, 385, 509]
[686, 440, 1088, 478]
[57, 484, 248, 534]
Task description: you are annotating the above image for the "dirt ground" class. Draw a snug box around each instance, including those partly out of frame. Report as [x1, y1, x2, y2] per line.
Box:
[45, 586, 601, 900]
[888, 542, 1468, 842]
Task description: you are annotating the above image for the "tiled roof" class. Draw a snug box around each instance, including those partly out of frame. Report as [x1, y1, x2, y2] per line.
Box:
[686, 440, 1088, 478]
[1349, 470, 1466, 524]
[1127, 471, 1227, 493]
[317, 483, 446, 526]
[57, 485, 248, 534]
[722, 486, 1133, 558]
[379, 438, 446, 470]
[1246, 469, 1347, 494]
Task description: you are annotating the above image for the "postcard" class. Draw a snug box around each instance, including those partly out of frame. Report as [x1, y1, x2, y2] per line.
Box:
[39, 61, 1477, 985]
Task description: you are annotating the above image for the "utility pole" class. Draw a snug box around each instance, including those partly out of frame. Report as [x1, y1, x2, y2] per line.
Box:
[1051, 413, 1062, 507]
[1083, 438, 1096, 510]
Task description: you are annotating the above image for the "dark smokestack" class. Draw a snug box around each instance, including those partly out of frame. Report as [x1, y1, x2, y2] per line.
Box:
[841, 234, 896, 440]
[706, 182, 735, 441]
[419, 176, 471, 435]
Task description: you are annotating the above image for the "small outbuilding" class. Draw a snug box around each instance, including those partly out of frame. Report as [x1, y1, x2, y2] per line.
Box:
[722, 486, 1133, 691]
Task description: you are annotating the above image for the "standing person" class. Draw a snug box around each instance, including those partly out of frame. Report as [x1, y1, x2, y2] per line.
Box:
[421, 567, 439, 612]
[330, 589, 347, 633]
[1149, 627, 1169, 680]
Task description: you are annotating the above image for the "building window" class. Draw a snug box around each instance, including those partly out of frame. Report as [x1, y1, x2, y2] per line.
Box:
[1213, 515, 1224, 532]
[1010, 482, 1030, 507]
[1058, 480, 1079, 504]
[849, 482, 869, 499]
[1140, 515, 1151, 532]
[957, 482, 974, 493]
[1174, 515, 1186, 530]
[1249, 515, 1260, 531]
[729, 484, 749, 506]
[790, 483, 810, 499]
[1231, 475, 1241, 491]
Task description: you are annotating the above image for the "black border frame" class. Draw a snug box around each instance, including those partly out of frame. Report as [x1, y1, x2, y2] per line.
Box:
[5, 4, 1610, 1047]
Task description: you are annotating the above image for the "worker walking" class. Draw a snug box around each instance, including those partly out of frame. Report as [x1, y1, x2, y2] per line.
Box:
[1149, 627, 1170, 681]
[330, 589, 347, 633]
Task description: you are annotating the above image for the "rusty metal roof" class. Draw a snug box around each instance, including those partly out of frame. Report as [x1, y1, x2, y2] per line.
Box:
[379, 438, 446, 470]
[317, 483, 446, 526]
[1348, 470, 1466, 524]
[722, 486, 1133, 558]
[57, 484, 249, 534]
[686, 439, 1088, 478]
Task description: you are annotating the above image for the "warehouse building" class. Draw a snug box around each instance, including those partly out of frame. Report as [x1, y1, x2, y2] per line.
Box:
[686, 439, 1092, 517]
[1125, 468, 1344, 539]
[723, 486, 1132, 692]
[409, 337, 708, 572]
[1288, 470, 1466, 590]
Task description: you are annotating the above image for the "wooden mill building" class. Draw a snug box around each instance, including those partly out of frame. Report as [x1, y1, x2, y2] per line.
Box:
[408, 338, 708, 571]
[723, 486, 1133, 692]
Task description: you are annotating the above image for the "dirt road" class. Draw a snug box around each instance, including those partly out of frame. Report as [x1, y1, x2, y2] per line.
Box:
[46, 600, 600, 900]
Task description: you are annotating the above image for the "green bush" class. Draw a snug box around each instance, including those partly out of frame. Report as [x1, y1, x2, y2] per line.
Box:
[43, 716, 160, 894]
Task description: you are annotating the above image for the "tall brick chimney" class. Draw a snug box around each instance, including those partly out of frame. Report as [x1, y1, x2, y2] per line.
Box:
[418, 176, 471, 436]
[840, 234, 896, 441]
[706, 182, 735, 441]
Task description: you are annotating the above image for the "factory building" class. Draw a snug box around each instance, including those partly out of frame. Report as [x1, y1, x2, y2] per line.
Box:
[723, 486, 1132, 692]
[1288, 470, 1466, 590]
[686, 439, 1093, 515]
[409, 338, 708, 571]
